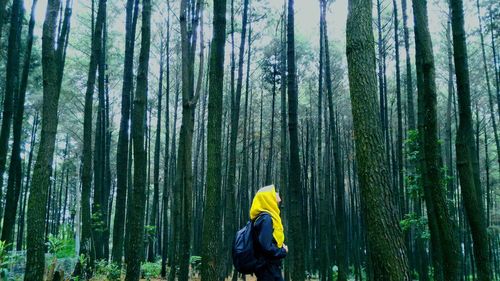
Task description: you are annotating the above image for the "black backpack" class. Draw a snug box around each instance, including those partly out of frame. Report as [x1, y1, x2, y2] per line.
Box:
[232, 215, 264, 274]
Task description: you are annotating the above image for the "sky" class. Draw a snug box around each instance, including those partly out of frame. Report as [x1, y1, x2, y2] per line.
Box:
[22, 0, 374, 44]
[23, 0, 483, 91]
[24, 0, 481, 51]
[18, 0, 486, 156]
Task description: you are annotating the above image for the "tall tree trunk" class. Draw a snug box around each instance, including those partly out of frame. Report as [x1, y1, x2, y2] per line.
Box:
[17, 113, 39, 251]
[402, 0, 415, 130]
[223, 2, 236, 273]
[321, 1, 347, 279]
[0, 0, 8, 43]
[104, 65, 112, 259]
[415, 3, 442, 281]
[93, 3, 108, 258]
[445, 14, 456, 216]
[317, 2, 328, 280]
[256, 91, 263, 187]
[45, 168, 55, 239]
[264, 53, 277, 185]
[124, 93, 134, 263]
[375, 0, 387, 152]
[201, 0, 226, 279]
[24, 0, 71, 278]
[161, 2, 171, 276]
[449, 0, 492, 279]
[2, 0, 38, 245]
[167, 71, 180, 272]
[79, 0, 106, 272]
[345, 0, 410, 279]
[412, 0, 461, 279]
[279, 13, 290, 281]
[0, 0, 23, 221]
[401, 0, 421, 276]
[125, 0, 151, 278]
[172, 1, 202, 280]
[112, 0, 139, 265]
[490, 8, 500, 118]
[476, 0, 500, 171]
[393, 0, 404, 218]
[224, 0, 250, 273]
[240, 17, 252, 226]
[148, 36, 164, 262]
[191, 11, 206, 256]
[286, 0, 305, 280]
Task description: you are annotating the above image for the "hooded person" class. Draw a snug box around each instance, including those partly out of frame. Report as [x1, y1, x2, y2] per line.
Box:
[250, 185, 288, 281]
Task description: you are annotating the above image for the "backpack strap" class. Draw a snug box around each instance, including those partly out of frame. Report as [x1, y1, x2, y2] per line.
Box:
[252, 212, 269, 226]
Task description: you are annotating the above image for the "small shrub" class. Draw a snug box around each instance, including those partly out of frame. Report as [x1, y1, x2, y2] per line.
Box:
[141, 261, 161, 280]
[331, 265, 338, 281]
[0, 241, 15, 281]
[95, 260, 121, 281]
[190, 256, 202, 274]
[46, 225, 76, 259]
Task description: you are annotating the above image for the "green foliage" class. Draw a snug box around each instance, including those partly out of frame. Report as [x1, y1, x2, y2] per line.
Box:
[399, 212, 430, 240]
[141, 261, 161, 280]
[410, 269, 419, 280]
[405, 129, 420, 162]
[405, 172, 423, 199]
[76, 253, 89, 280]
[348, 265, 366, 280]
[47, 235, 64, 256]
[145, 225, 156, 236]
[405, 129, 424, 199]
[46, 225, 76, 259]
[331, 265, 338, 280]
[92, 209, 106, 233]
[95, 260, 121, 281]
[190, 256, 202, 274]
[0, 241, 16, 281]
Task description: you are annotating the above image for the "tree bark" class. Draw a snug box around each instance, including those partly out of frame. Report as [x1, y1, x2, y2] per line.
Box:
[79, 0, 106, 272]
[490, 8, 500, 118]
[17, 113, 39, 250]
[476, 0, 500, 173]
[321, 1, 347, 279]
[167, 70, 180, 275]
[93, 2, 108, 259]
[286, 1, 305, 280]
[345, 0, 410, 279]
[264, 50, 277, 185]
[125, 0, 151, 278]
[201, 0, 226, 279]
[2, 0, 37, 245]
[239, 17, 252, 226]
[161, 2, 171, 276]
[0, 0, 23, 221]
[148, 36, 164, 262]
[173, 1, 201, 280]
[112, 0, 139, 265]
[24, 0, 70, 278]
[0, 0, 8, 43]
[224, 0, 250, 273]
[393, 0, 404, 217]
[412, 0, 461, 279]
[449, 0, 492, 279]
[402, 0, 415, 130]
[317, 2, 328, 280]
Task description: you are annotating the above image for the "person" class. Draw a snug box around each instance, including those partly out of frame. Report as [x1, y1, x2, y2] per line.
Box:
[250, 185, 288, 281]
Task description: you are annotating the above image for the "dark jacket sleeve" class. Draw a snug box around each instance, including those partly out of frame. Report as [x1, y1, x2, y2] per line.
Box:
[255, 214, 287, 259]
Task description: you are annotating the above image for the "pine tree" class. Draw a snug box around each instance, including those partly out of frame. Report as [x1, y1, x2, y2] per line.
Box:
[345, 0, 410, 279]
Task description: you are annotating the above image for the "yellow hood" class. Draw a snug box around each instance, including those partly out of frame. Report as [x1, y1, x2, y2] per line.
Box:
[249, 185, 285, 247]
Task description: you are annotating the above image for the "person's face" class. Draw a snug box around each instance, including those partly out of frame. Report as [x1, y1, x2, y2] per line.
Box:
[276, 192, 282, 205]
